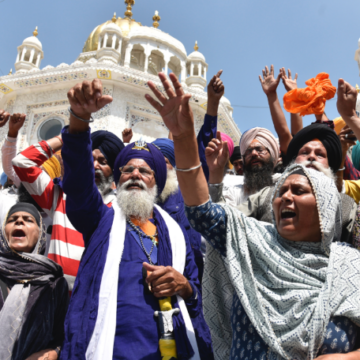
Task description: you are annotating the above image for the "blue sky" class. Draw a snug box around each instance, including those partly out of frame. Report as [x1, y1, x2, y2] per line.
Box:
[1, 0, 360, 136]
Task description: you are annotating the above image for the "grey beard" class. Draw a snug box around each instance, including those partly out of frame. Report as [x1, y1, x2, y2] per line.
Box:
[157, 169, 179, 203]
[116, 179, 158, 223]
[292, 159, 335, 181]
[243, 156, 275, 195]
[95, 170, 114, 200]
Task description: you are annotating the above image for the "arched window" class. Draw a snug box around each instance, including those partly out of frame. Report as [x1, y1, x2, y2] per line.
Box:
[38, 118, 63, 141]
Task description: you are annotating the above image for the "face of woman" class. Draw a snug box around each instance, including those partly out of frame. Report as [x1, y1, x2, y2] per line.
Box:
[272, 174, 321, 242]
[5, 211, 39, 253]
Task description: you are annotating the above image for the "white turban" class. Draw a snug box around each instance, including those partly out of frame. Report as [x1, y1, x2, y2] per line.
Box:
[240, 127, 279, 164]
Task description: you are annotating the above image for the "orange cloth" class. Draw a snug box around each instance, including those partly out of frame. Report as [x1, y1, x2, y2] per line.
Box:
[131, 218, 158, 245]
[283, 73, 336, 116]
[334, 117, 346, 135]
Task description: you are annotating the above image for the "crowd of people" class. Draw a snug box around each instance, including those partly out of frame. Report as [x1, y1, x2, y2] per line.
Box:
[0, 65, 359, 360]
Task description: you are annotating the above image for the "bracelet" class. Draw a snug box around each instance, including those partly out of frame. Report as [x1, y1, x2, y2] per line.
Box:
[209, 183, 223, 187]
[337, 166, 346, 171]
[68, 107, 94, 123]
[55, 136, 63, 145]
[174, 163, 202, 172]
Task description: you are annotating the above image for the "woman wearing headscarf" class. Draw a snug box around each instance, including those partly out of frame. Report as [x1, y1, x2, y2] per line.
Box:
[146, 72, 360, 360]
[0, 203, 68, 360]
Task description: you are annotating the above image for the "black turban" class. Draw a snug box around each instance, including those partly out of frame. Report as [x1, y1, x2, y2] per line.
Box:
[7, 203, 41, 226]
[91, 130, 124, 170]
[284, 123, 342, 173]
[230, 146, 241, 165]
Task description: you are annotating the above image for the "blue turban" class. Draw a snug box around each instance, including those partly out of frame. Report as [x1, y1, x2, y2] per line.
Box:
[152, 138, 175, 167]
[0, 173, 7, 187]
[113, 141, 167, 195]
[352, 141, 360, 171]
[91, 130, 124, 170]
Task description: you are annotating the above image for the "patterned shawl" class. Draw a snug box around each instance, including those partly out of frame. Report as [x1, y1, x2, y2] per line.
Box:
[203, 164, 360, 360]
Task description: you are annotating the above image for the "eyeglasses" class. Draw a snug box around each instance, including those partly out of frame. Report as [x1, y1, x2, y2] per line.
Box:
[119, 165, 155, 178]
[243, 146, 269, 158]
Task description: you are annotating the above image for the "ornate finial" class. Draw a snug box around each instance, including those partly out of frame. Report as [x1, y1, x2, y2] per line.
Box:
[124, 0, 135, 18]
[33, 26, 38, 37]
[194, 41, 199, 51]
[152, 10, 161, 28]
[112, 12, 117, 23]
[357, 84, 360, 93]
[8, 69, 12, 75]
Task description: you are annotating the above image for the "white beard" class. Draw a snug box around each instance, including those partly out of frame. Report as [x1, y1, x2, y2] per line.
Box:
[158, 169, 179, 203]
[293, 159, 336, 181]
[116, 179, 157, 223]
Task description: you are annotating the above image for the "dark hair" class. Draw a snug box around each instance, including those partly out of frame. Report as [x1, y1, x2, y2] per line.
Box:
[18, 184, 43, 213]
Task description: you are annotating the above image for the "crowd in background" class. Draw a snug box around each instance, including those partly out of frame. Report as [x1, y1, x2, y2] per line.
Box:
[0, 66, 359, 360]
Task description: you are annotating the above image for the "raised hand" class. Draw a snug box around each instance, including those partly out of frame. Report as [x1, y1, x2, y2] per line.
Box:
[8, 113, 26, 137]
[205, 131, 229, 172]
[146, 73, 194, 138]
[122, 128, 133, 143]
[337, 79, 358, 119]
[339, 125, 357, 154]
[281, 67, 298, 92]
[67, 79, 113, 120]
[259, 65, 281, 95]
[0, 110, 10, 128]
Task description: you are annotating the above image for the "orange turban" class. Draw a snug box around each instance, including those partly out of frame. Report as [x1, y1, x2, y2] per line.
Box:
[283, 73, 336, 116]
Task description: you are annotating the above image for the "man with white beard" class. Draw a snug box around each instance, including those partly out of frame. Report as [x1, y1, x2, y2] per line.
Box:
[60, 79, 213, 360]
[207, 122, 357, 244]
[153, 138, 204, 281]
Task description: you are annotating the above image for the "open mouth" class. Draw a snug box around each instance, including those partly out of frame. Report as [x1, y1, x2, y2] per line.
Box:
[11, 229, 26, 238]
[281, 209, 296, 219]
[127, 183, 144, 190]
[306, 164, 317, 170]
[251, 160, 262, 166]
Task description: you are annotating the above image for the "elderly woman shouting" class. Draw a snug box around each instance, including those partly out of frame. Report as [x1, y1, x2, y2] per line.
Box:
[146, 73, 360, 360]
[0, 203, 68, 360]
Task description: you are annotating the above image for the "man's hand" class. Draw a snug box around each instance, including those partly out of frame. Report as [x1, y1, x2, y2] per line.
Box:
[0, 110, 10, 128]
[25, 349, 58, 360]
[122, 128, 133, 143]
[337, 79, 358, 119]
[280, 67, 298, 92]
[143, 262, 193, 300]
[339, 125, 357, 155]
[259, 65, 281, 96]
[206, 131, 229, 184]
[207, 70, 224, 116]
[8, 113, 26, 138]
[67, 79, 113, 120]
[146, 73, 194, 139]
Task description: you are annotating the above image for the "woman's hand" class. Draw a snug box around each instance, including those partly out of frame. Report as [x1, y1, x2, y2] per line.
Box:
[26, 349, 58, 360]
[146, 73, 194, 139]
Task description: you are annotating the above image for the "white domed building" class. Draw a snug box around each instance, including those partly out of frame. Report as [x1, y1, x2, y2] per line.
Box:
[0, 2, 240, 162]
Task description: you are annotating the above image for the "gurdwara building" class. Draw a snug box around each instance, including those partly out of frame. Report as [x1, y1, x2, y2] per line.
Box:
[0, 1, 241, 165]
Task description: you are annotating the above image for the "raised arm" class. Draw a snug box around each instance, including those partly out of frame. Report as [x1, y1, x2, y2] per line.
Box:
[146, 73, 208, 206]
[259, 65, 292, 154]
[62, 79, 113, 239]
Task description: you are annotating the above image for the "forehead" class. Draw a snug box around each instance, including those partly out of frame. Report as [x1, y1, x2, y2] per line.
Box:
[8, 211, 35, 219]
[92, 149, 106, 158]
[125, 158, 151, 168]
[281, 174, 311, 187]
[299, 140, 326, 153]
[249, 139, 262, 147]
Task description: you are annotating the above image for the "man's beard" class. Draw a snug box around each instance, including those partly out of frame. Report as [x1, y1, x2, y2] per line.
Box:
[293, 159, 335, 181]
[95, 170, 114, 200]
[243, 156, 275, 194]
[116, 179, 158, 223]
[157, 169, 178, 203]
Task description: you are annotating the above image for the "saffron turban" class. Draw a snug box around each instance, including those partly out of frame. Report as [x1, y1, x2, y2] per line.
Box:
[283, 73, 336, 116]
[230, 146, 241, 165]
[220, 133, 234, 157]
[91, 130, 124, 170]
[42, 155, 61, 179]
[113, 141, 167, 196]
[240, 127, 279, 164]
[152, 138, 175, 167]
[284, 123, 342, 173]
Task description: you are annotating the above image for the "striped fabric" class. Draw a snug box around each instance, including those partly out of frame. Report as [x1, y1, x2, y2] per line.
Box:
[12, 141, 113, 291]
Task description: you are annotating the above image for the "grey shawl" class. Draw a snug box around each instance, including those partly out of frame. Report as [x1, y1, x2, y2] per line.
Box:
[203, 164, 360, 360]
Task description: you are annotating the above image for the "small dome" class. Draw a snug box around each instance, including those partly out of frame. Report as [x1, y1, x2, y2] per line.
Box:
[187, 50, 205, 62]
[100, 19, 123, 36]
[221, 95, 231, 106]
[23, 35, 42, 50]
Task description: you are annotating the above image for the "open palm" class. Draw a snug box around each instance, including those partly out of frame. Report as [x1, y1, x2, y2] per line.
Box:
[259, 65, 281, 95]
[146, 73, 194, 138]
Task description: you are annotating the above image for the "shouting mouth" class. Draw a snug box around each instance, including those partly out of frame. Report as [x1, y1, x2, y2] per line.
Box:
[281, 209, 296, 220]
[11, 229, 26, 239]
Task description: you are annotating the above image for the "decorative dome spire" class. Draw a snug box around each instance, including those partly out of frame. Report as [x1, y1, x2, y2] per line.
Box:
[124, 0, 135, 18]
[8, 69, 12, 75]
[152, 10, 161, 28]
[112, 12, 117, 23]
[33, 26, 38, 37]
[194, 41, 199, 51]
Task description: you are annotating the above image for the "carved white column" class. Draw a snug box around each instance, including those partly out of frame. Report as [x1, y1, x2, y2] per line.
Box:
[144, 52, 150, 72]
[36, 53, 41, 67]
[29, 48, 35, 63]
[204, 66, 207, 80]
[20, 47, 27, 61]
[124, 43, 133, 68]
[190, 63, 194, 76]
[97, 36, 102, 50]
[103, 33, 108, 48]
[15, 51, 20, 63]
[117, 38, 122, 52]
[112, 34, 117, 49]
[198, 63, 202, 77]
